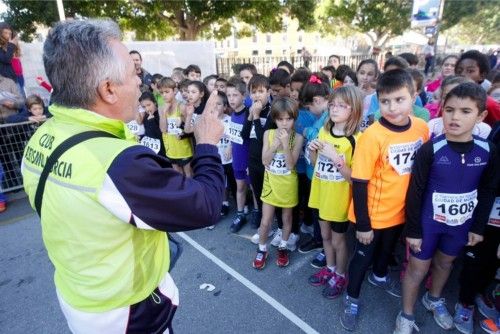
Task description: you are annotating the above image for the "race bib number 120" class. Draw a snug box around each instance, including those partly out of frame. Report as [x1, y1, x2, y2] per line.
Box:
[388, 139, 423, 175]
[432, 190, 478, 226]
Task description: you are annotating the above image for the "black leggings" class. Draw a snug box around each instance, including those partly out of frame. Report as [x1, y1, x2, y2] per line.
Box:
[293, 173, 313, 227]
[459, 225, 500, 305]
[347, 224, 403, 299]
[223, 163, 237, 200]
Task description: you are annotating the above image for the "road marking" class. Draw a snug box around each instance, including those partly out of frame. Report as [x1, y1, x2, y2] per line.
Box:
[177, 232, 320, 334]
[0, 213, 37, 226]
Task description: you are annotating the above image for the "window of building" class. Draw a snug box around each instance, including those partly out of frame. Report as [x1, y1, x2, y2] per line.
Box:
[265, 49, 272, 55]
[252, 32, 257, 43]
[298, 35, 302, 43]
[266, 34, 271, 43]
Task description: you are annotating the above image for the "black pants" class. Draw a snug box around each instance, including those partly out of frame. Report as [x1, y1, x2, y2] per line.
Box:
[126, 286, 177, 334]
[347, 224, 403, 299]
[293, 174, 313, 227]
[459, 225, 500, 305]
[223, 163, 237, 200]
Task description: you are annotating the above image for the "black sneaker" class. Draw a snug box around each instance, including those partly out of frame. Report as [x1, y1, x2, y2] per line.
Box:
[310, 250, 326, 268]
[250, 209, 261, 228]
[298, 238, 323, 254]
[230, 214, 246, 233]
[220, 204, 230, 217]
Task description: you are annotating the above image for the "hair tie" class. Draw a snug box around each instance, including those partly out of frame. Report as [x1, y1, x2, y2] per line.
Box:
[309, 75, 322, 84]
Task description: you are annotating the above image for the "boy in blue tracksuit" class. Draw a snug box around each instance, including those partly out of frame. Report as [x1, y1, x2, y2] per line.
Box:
[394, 82, 499, 333]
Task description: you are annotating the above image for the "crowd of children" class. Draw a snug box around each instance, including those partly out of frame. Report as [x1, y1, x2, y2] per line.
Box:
[3, 47, 494, 332]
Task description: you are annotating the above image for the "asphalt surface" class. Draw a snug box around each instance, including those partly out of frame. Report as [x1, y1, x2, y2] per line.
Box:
[0, 193, 484, 334]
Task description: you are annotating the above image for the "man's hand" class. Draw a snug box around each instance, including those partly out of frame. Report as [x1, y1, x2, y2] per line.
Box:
[467, 232, 483, 247]
[356, 230, 374, 245]
[406, 237, 422, 253]
[194, 91, 224, 145]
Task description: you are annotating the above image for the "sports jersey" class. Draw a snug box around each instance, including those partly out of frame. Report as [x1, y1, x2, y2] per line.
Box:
[295, 108, 324, 174]
[309, 127, 358, 222]
[217, 114, 232, 165]
[140, 110, 165, 156]
[163, 105, 193, 160]
[348, 116, 429, 229]
[230, 107, 250, 171]
[261, 129, 299, 208]
[421, 135, 491, 227]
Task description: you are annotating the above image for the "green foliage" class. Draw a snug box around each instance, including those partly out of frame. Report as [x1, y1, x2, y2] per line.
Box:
[2, 0, 317, 41]
[442, 1, 500, 44]
[323, 0, 413, 47]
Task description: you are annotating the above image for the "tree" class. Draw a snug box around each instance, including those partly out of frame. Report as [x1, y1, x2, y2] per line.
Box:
[441, 1, 499, 45]
[1, 0, 317, 41]
[322, 0, 413, 48]
[439, 0, 499, 45]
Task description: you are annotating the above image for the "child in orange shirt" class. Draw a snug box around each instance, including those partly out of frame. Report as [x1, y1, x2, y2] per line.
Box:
[340, 69, 429, 331]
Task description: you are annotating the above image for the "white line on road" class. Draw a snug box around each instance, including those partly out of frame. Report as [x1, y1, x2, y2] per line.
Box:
[177, 232, 320, 334]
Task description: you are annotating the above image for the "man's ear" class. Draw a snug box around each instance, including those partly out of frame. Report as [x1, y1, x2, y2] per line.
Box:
[97, 80, 118, 104]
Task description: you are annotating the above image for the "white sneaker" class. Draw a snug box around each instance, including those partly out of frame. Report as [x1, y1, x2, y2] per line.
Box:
[287, 233, 300, 251]
[251, 228, 275, 245]
[251, 232, 259, 244]
[300, 223, 314, 236]
[270, 228, 282, 247]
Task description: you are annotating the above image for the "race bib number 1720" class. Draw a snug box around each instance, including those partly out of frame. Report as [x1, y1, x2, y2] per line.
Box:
[388, 139, 423, 175]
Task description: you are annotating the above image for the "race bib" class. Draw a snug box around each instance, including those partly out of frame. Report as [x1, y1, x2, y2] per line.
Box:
[359, 117, 371, 132]
[488, 197, 500, 227]
[228, 122, 243, 144]
[218, 137, 232, 165]
[432, 190, 478, 226]
[314, 154, 345, 182]
[250, 118, 267, 139]
[267, 152, 290, 175]
[167, 117, 182, 135]
[140, 136, 161, 154]
[388, 139, 423, 175]
[190, 114, 199, 126]
[126, 120, 145, 136]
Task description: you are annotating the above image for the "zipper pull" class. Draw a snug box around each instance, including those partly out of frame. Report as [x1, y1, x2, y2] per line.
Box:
[461, 153, 465, 164]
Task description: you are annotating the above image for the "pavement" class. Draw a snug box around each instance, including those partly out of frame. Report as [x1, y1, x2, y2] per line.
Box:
[0, 192, 485, 334]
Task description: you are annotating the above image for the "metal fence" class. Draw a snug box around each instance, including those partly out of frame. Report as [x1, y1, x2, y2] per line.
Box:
[216, 53, 377, 78]
[0, 121, 41, 193]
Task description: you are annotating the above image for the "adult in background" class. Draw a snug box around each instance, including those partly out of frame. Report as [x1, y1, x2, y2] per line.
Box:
[0, 22, 17, 83]
[0, 73, 24, 123]
[129, 49, 153, 93]
[22, 19, 224, 334]
[423, 39, 435, 76]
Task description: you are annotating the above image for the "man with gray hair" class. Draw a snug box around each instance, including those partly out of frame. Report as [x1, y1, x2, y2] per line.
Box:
[21, 19, 224, 333]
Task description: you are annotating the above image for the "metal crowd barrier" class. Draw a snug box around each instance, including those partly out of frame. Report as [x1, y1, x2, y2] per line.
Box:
[0, 121, 42, 193]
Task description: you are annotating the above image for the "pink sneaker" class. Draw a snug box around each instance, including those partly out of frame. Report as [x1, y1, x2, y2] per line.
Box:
[322, 274, 347, 299]
[308, 267, 334, 286]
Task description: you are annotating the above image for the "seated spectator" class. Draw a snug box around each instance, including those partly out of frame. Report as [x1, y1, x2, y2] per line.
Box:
[0, 73, 24, 123]
[6, 94, 50, 123]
